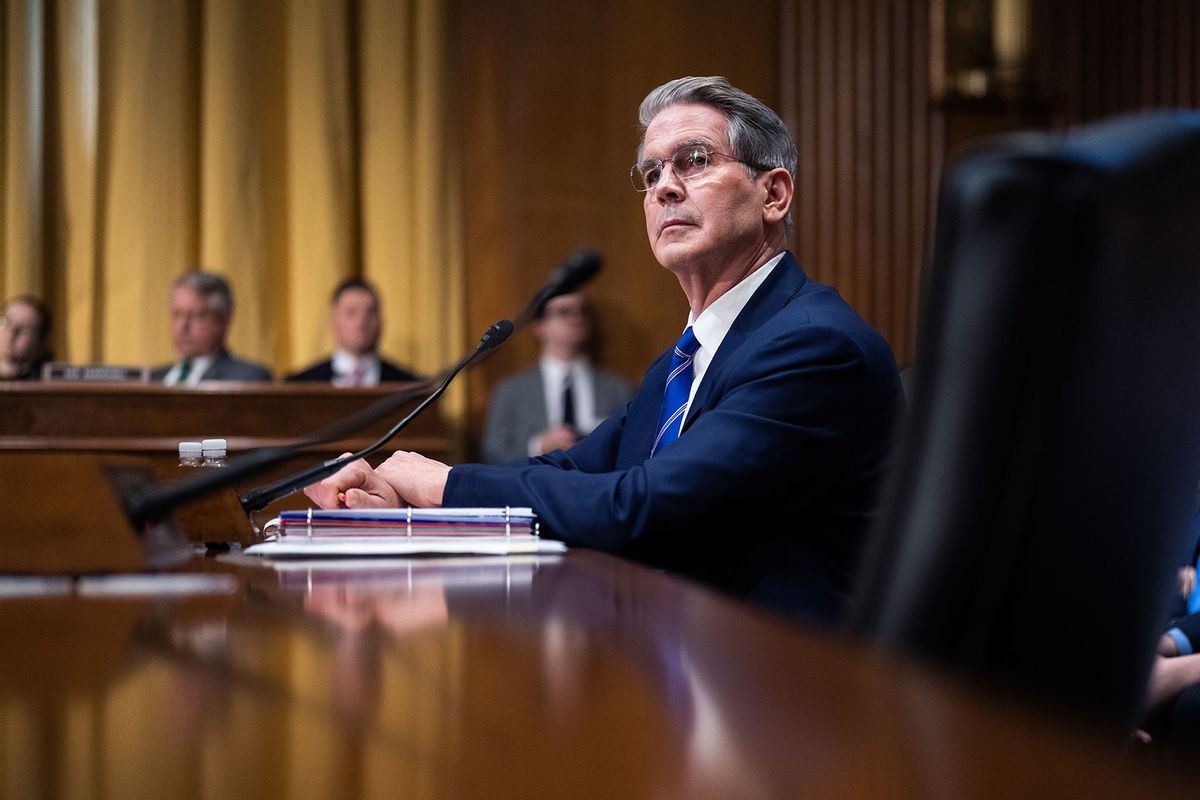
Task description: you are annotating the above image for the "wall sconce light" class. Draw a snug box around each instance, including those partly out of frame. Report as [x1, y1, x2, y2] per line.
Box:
[931, 0, 1038, 102]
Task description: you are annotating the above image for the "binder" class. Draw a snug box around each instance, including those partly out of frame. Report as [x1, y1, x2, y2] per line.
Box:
[243, 507, 565, 558]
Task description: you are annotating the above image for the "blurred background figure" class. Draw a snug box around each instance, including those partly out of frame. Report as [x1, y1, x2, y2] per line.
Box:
[287, 278, 417, 386]
[0, 295, 52, 380]
[152, 270, 272, 385]
[482, 291, 631, 463]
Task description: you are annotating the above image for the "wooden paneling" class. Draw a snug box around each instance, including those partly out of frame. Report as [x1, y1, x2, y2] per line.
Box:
[776, 0, 1200, 370]
[1048, 0, 1200, 125]
[780, 0, 934, 367]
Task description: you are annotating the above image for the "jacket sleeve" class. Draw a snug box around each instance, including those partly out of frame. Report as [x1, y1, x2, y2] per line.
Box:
[445, 321, 895, 552]
[481, 377, 535, 464]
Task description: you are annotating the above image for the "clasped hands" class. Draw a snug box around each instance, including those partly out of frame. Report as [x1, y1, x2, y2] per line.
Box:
[303, 450, 451, 509]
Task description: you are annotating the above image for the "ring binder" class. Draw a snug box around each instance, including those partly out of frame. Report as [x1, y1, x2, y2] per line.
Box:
[243, 506, 561, 559]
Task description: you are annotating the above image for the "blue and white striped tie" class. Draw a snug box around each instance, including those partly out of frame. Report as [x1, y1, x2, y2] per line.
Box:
[651, 326, 700, 456]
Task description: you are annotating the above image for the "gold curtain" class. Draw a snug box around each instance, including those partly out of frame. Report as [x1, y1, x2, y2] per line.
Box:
[1, 0, 462, 380]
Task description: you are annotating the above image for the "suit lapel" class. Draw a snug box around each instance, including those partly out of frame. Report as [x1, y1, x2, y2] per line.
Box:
[200, 350, 230, 381]
[681, 252, 808, 431]
[621, 349, 674, 465]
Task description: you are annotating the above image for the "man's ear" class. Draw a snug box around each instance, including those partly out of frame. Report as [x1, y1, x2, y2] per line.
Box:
[761, 167, 794, 225]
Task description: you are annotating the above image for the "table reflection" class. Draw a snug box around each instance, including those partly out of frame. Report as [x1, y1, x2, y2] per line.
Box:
[0, 552, 1180, 799]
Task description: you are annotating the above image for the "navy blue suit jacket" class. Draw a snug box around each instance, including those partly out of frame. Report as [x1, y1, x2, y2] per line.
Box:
[445, 252, 900, 621]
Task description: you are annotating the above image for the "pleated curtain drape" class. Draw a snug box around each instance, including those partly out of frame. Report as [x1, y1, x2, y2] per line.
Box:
[2, 0, 462, 390]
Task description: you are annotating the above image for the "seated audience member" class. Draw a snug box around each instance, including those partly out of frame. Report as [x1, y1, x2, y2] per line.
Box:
[0, 295, 52, 380]
[152, 270, 272, 385]
[1142, 505, 1200, 742]
[287, 278, 416, 385]
[1145, 597, 1200, 742]
[482, 291, 632, 463]
[305, 76, 901, 624]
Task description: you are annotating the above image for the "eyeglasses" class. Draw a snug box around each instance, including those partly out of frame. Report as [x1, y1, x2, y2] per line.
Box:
[630, 143, 772, 192]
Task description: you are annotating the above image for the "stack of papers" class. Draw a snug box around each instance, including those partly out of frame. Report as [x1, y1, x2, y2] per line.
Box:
[244, 508, 565, 558]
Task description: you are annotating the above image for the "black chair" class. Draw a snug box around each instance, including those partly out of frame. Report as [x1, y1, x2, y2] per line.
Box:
[851, 110, 1200, 729]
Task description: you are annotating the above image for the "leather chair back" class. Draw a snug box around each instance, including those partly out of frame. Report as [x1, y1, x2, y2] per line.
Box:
[852, 111, 1200, 728]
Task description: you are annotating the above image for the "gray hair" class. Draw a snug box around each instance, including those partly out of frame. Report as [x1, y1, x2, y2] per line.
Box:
[173, 270, 233, 316]
[637, 76, 797, 223]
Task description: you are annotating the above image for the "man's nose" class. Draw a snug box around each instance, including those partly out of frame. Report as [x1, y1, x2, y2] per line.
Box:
[651, 164, 686, 202]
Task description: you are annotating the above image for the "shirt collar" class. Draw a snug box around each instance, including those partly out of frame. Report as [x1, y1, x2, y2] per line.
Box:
[539, 354, 589, 378]
[687, 251, 785, 356]
[332, 349, 378, 374]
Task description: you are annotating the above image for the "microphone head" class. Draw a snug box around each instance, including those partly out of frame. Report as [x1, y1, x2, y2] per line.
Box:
[478, 319, 514, 352]
[558, 249, 603, 292]
[541, 249, 603, 307]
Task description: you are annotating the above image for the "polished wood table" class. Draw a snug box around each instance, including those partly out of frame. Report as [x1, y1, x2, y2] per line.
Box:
[0, 549, 1190, 799]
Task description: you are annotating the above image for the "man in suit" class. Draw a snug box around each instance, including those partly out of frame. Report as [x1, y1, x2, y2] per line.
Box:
[152, 270, 272, 384]
[482, 291, 632, 463]
[286, 278, 417, 385]
[305, 76, 900, 623]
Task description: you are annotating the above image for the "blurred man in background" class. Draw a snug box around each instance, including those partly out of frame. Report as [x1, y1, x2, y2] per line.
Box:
[287, 278, 416, 386]
[482, 291, 631, 462]
[153, 270, 271, 385]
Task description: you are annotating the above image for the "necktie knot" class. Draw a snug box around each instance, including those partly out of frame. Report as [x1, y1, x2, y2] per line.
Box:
[652, 327, 699, 456]
[674, 327, 700, 359]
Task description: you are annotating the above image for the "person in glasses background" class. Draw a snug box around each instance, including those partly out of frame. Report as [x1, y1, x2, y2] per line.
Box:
[481, 291, 632, 463]
[0, 295, 53, 380]
[306, 76, 900, 625]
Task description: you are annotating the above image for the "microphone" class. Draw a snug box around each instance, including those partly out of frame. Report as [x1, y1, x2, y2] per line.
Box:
[124, 321, 511, 527]
[237, 319, 514, 513]
[124, 247, 600, 528]
[514, 249, 603, 327]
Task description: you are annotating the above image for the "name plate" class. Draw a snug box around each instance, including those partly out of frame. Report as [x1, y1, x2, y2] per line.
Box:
[43, 363, 150, 382]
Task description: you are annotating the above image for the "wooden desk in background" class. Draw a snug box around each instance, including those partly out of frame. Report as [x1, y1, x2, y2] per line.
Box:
[0, 548, 1191, 798]
[0, 381, 453, 539]
[0, 381, 450, 457]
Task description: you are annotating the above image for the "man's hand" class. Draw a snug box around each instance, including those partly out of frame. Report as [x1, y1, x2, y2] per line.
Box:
[374, 450, 452, 507]
[536, 424, 580, 454]
[304, 454, 403, 509]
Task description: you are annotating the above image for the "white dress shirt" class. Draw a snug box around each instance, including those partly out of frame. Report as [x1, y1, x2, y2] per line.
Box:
[163, 353, 217, 387]
[683, 251, 785, 414]
[530, 356, 600, 456]
[331, 350, 382, 387]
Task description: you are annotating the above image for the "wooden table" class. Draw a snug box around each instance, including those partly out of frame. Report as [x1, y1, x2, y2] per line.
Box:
[0, 549, 1190, 799]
